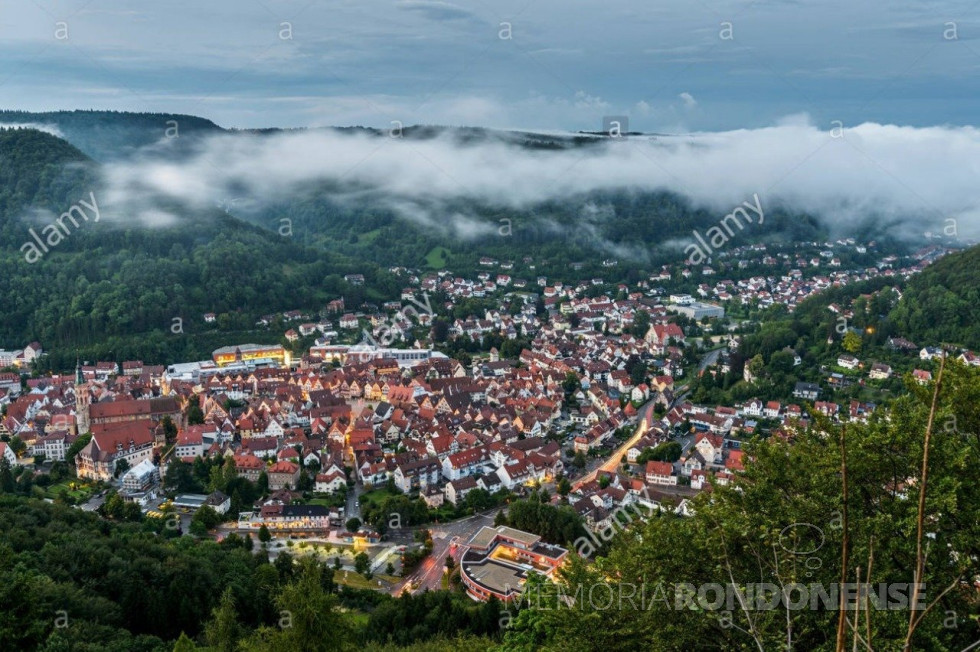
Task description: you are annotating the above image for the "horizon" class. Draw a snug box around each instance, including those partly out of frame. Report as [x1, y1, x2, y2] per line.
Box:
[3, 1, 979, 131]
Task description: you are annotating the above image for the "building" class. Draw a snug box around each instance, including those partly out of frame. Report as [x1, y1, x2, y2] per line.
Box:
[35, 432, 73, 462]
[121, 459, 159, 492]
[869, 363, 892, 380]
[175, 426, 205, 460]
[460, 526, 567, 602]
[315, 471, 346, 494]
[837, 355, 859, 370]
[645, 460, 678, 486]
[212, 344, 289, 368]
[344, 344, 440, 368]
[267, 460, 300, 490]
[0, 441, 15, 466]
[239, 503, 332, 533]
[445, 476, 478, 505]
[793, 382, 821, 401]
[204, 490, 231, 515]
[88, 396, 181, 429]
[75, 421, 155, 481]
[75, 363, 91, 435]
[666, 301, 725, 321]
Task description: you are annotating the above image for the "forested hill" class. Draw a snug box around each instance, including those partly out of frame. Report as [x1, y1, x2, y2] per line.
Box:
[890, 244, 980, 349]
[0, 128, 91, 224]
[0, 110, 222, 161]
[0, 110, 901, 281]
[0, 128, 399, 368]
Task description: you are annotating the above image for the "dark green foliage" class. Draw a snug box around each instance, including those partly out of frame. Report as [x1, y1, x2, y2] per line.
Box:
[0, 496, 279, 650]
[503, 492, 587, 546]
[0, 128, 401, 366]
[636, 441, 682, 464]
[0, 110, 221, 161]
[891, 246, 980, 349]
[363, 590, 503, 647]
[360, 494, 429, 533]
[502, 361, 980, 651]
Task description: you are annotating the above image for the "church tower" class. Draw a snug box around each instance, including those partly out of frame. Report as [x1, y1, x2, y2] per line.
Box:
[75, 360, 91, 435]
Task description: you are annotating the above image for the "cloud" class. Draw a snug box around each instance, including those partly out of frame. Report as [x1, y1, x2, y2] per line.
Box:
[98, 117, 980, 241]
[679, 92, 697, 108]
[395, 1, 477, 22]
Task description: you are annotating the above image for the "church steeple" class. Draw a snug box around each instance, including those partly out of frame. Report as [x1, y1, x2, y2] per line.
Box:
[75, 358, 91, 435]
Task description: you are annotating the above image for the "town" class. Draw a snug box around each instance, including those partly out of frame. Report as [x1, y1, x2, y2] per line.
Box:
[0, 236, 971, 603]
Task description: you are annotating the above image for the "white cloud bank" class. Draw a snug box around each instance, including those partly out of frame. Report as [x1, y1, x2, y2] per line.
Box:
[100, 117, 980, 240]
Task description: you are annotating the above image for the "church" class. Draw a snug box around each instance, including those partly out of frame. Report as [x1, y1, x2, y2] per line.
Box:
[73, 363, 182, 481]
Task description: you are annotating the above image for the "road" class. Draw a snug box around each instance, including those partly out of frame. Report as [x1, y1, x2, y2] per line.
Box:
[572, 399, 656, 490]
[699, 347, 723, 373]
[393, 510, 500, 595]
[571, 346, 724, 490]
[345, 486, 360, 522]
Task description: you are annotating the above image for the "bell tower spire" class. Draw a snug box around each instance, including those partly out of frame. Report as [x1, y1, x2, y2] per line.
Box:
[75, 358, 91, 435]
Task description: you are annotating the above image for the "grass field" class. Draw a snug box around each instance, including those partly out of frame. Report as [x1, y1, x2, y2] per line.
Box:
[358, 487, 396, 510]
[359, 228, 382, 244]
[44, 480, 95, 502]
[335, 570, 397, 591]
[424, 246, 451, 269]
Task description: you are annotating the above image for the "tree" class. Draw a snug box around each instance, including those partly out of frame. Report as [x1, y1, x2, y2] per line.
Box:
[631, 309, 651, 338]
[556, 477, 571, 497]
[385, 561, 395, 575]
[8, 436, 26, 457]
[571, 451, 586, 470]
[562, 372, 581, 397]
[172, 632, 196, 652]
[190, 505, 221, 536]
[345, 517, 361, 532]
[431, 318, 450, 343]
[65, 433, 91, 465]
[241, 557, 351, 651]
[113, 458, 131, 479]
[637, 441, 683, 464]
[354, 552, 370, 576]
[164, 459, 199, 493]
[842, 330, 863, 354]
[258, 525, 271, 544]
[0, 458, 15, 493]
[505, 361, 980, 651]
[186, 403, 204, 425]
[160, 415, 178, 443]
[204, 587, 240, 652]
[444, 555, 455, 570]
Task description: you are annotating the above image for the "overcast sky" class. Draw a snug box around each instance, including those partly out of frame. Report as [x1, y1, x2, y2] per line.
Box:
[2, 0, 980, 131]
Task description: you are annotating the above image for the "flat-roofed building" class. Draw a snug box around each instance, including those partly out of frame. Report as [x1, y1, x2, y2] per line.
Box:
[667, 301, 725, 321]
[212, 344, 288, 368]
[460, 526, 567, 602]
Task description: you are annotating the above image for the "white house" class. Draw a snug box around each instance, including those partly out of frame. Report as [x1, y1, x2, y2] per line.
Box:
[315, 471, 347, 494]
[0, 442, 15, 466]
[645, 460, 677, 486]
[175, 427, 205, 460]
[122, 459, 159, 492]
[837, 354, 859, 370]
